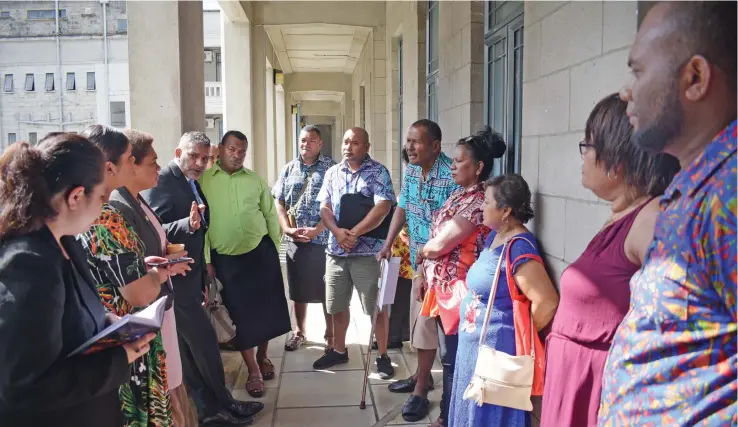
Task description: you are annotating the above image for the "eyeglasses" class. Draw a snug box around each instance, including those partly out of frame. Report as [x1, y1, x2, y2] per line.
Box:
[578, 140, 595, 155]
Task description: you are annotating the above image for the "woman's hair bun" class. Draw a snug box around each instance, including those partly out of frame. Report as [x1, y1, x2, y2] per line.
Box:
[476, 125, 507, 159]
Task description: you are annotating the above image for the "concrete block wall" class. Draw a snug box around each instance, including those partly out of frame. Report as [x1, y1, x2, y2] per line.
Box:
[437, 1, 485, 152]
[385, 0, 427, 193]
[351, 24, 390, 184]
[520, 1, 638, 283]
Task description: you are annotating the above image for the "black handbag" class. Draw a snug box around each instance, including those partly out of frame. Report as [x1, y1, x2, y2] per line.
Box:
[337, 193, 394, 240]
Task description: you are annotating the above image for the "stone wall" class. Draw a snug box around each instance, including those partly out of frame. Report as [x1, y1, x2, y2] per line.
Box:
[436, 1, 485, 151]
[520, 1, 638, 283]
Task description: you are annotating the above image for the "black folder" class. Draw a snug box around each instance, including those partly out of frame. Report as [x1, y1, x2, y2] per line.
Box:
[337, 193, 394, 240]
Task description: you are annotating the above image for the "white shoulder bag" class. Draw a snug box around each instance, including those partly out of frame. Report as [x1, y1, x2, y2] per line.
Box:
[462, 237, 536, 411]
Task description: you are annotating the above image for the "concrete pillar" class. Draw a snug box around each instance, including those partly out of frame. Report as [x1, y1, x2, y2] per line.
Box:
[221, 14, 252, 165]
[250, 26, 268, 178]
[275, 85, 287, 172]
[128, 1, 205, 156]
[265, 64, 276, 185]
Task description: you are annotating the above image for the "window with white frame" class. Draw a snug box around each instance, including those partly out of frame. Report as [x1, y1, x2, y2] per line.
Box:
[0, 11, 10, 19]
[110, 102, 126, 127]
[24, 74, 34, 91]
[8, 133, 16, 144]
[117, 19, 127, 33]
[66, 72, 75, 90]
[86, 72, 96, 91]
[3, 74, 13, 92]
[484, 1, 524, 175]
[28, 132, 38, 145]
[45, 73, 54, 91]
[426, 0, 439, 122]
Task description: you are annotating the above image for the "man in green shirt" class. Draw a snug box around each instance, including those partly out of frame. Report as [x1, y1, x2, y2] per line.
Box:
[200, 130, 291, 399]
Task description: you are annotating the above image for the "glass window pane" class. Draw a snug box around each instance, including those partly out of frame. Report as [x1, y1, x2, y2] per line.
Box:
[491, 39, 507, 134]
[45, 73, 54, 91]
[8, 133, 16, 144]
[117, 19, 127, 33]
[493, 1, 522, 27]
[24, 74, 34, 91]
[66, 72, 75, 90]
[511, 27, 524, 173]
[110, 102, 126, 128]
[428, 1, 439, 73]
[427, 78, 438, 122]
[87, 72, 96, 90]
[3, 74, 12, 92]
[28, 132, 37, 145]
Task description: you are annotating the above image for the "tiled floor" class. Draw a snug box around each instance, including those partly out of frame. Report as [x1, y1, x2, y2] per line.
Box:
[222, 287, 443, 427]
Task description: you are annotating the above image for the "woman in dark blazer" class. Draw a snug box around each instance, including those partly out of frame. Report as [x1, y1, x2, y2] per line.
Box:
[0, 133, 155, 426]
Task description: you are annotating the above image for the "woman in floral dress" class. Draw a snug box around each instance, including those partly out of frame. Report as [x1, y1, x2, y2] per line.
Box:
[77, 125, 180, 426]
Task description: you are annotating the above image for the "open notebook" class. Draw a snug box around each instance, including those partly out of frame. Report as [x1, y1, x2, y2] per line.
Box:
[67, 295, 169, 357]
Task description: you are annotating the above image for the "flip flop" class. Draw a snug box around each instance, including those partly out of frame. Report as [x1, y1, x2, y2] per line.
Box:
[246, 373, 264, 398]
[259, 358, 276, 381]
[402, 394, 430, 422]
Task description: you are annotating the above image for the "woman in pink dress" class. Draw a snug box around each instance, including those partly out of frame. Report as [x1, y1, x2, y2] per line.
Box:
[540, 94, 680, 426]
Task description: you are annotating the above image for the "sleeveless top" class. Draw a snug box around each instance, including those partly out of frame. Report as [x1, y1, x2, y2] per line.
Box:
[551, 199, 653, 344]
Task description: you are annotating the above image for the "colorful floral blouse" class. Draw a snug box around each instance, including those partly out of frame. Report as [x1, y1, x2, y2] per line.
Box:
[422, 183, 490, 288]
[78, 204, 172, 427]
[391, 225, 413, 280]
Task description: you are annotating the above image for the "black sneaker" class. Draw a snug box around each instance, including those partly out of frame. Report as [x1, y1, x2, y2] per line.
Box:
[376, 353, 395, 379]
[313, 348, 349, 370]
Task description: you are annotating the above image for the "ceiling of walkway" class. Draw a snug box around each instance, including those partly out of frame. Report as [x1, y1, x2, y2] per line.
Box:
[292, 90, 344, 102]
[265, 24, 371, 74]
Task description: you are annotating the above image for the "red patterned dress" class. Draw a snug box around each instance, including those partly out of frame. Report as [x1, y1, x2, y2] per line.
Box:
[420, 183, 490, 334]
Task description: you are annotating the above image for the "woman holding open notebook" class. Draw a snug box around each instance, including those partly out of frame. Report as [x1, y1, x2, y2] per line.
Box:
[0, 133, 155, 426]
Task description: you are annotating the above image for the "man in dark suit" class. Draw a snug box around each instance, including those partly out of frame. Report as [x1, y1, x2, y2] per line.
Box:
[142, 131, 262, 427]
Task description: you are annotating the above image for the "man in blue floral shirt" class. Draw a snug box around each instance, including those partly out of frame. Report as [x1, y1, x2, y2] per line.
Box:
[313, 127, 397, 380]
[273, 125, 336, 352]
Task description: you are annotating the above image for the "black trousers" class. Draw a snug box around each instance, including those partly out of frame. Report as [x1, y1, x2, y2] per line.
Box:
[388, 277, 412, 343]
[437, 319, 458, 425]
[175, 301, 233, 419]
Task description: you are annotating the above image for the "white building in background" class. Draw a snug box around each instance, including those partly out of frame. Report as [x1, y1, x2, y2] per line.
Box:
[0, 1, 222, 150]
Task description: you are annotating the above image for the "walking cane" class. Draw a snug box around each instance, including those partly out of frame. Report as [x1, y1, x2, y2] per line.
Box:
[360, 261, 385, 410]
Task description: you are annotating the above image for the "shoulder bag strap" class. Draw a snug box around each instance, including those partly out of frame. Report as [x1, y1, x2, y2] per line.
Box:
[476, 240, 508, 347]
[505, 236, 543, 358]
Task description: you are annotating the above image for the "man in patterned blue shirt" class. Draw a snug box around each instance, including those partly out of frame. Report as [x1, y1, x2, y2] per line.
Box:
[313, 127, 397, 380]
[273, 125, 336, 353]
[377, 119, 459, 424]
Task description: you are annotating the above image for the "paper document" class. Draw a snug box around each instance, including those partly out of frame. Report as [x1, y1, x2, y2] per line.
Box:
[377, 257, 401, 309]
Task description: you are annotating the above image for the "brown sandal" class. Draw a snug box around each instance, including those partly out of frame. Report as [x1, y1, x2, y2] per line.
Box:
[246, 373, 264, 398]
[259, 358, 275, 381]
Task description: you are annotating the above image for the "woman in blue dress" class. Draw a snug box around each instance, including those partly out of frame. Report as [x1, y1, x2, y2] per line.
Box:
[448, 174, 559, 427]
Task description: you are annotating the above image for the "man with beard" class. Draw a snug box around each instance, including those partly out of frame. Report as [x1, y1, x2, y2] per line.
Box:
[143, 131, 262, 426]
[201, 130, 291, 399]
[377, 120, 460, 425]
[599, 2, 736, 426]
